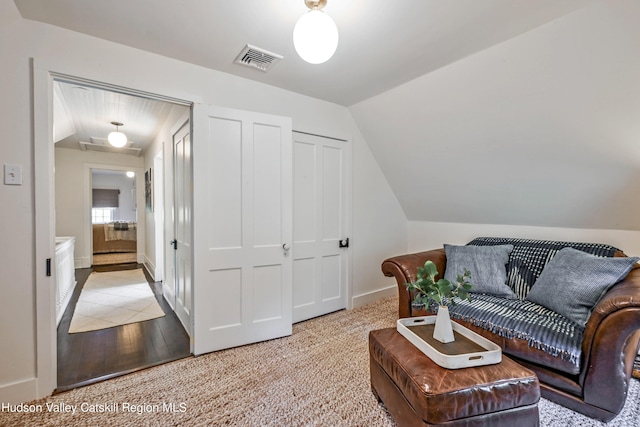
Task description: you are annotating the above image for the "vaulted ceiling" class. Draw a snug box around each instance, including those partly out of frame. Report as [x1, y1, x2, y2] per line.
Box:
[12, 0, 640, 230]
[53, 81, 177, 155]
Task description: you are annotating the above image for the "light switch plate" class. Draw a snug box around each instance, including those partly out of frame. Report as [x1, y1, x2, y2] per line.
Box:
[4, 164, 23, 185]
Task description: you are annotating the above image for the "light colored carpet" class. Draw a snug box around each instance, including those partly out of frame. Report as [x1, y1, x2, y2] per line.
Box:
[4, 296, 639, 426]
[68, 269, 165, 333]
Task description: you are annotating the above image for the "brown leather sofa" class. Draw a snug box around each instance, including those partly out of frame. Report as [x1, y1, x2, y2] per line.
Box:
[382, 245, 640, 422]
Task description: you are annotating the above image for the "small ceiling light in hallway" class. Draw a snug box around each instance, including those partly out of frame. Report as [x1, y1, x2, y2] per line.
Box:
[107, 121, 127, 148]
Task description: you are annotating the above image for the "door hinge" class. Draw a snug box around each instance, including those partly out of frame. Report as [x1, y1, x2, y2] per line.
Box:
[170, 239, 178, 250]
[46, 258, 52, 276]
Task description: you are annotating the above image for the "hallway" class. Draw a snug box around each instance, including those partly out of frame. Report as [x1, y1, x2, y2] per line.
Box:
[56, 264, 191, 392]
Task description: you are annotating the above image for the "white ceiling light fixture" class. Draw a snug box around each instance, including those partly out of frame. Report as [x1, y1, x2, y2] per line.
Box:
[126, 171, 135, 178]
[107, 121, 127, 148]
[293, 0, 339, 65]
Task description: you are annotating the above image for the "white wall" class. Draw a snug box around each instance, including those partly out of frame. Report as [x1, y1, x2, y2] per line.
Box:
[351, 122, 408, 305]
[0, 14, 406, 403]
[54, 148, 144, 268]
[408, 221, 640, 258]
[350, 0, 640, 232]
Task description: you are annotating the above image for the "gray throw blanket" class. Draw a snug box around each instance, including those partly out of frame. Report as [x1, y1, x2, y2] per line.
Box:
[447, 294, 584, 374]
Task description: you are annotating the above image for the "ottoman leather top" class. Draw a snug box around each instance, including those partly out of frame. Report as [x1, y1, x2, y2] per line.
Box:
[370, 328, 540, 424]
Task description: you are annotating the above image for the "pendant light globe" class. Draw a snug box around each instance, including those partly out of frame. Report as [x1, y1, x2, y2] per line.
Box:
[107, 121, 127, 148]
[293, 8, 339, 64]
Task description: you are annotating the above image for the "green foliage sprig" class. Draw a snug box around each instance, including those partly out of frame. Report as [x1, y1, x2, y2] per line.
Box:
[406, 261, 472, 309]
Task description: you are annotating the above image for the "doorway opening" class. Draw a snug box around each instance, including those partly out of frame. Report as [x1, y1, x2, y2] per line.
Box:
[52, 78, 192, 391]
[90, 169, 138, 266]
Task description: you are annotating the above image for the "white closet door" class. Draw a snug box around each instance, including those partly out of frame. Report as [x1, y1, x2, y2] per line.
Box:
[192, 104, 292, 355]
[292, 131, 350, 323]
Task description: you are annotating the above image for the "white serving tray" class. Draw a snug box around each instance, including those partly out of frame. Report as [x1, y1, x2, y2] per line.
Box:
[397, 316, 502, 369]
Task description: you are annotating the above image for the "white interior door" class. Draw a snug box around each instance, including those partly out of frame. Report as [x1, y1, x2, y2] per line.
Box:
[153, 152, 164, 282]
[192, 104, 292, 355]
[173, 121, 192, 335]
[163, 125, 177, 310]
[163, 157, 176, 309]
[292, 131, 350, 323]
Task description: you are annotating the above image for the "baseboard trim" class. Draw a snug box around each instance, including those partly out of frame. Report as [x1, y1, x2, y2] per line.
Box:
[143, 256, 157, 281]
[351, 285, 396, 308]
[76, 256, 90, 269]
[0, 378, 37, 405]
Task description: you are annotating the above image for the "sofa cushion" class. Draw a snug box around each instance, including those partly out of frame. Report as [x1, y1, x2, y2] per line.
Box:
[449, 293, 584, 374]
[467, 237, 621, 300]
[525, 247, 639, 327]
[444, 244, 516, 299]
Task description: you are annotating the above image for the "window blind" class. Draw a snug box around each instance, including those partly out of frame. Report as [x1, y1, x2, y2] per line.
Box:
[92, 189, 120, 208]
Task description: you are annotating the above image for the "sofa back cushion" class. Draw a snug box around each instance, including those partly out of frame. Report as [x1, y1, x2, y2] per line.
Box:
[443, 244, 516, 299]
[467, 237, 620, 300]
[525, 247, 639, 327]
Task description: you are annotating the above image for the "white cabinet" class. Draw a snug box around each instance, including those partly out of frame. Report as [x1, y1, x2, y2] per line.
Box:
[55, 237, 76, 326]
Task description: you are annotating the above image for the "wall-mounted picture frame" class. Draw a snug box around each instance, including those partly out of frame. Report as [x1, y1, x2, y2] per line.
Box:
[145, 168, 153, 212]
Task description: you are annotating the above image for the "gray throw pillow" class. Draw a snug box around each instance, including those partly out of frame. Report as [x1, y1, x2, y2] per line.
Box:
[444, 244, 516, 299]
[526, 247, 639, 327]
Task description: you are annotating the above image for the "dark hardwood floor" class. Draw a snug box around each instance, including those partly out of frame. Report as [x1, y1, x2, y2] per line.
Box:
[56, 263, 191, 392]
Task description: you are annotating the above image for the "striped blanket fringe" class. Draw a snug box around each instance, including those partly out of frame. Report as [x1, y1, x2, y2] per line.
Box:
[634, 356, 640, 380]
[447, 294, 584, 373]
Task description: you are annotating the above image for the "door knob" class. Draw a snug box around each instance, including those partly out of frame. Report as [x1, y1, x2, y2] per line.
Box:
[282, 243, 291, 251]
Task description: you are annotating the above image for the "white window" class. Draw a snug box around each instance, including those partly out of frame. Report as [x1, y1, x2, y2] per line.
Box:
[92, 208, 115, 224]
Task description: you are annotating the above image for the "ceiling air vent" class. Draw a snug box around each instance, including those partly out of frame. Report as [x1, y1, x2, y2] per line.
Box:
[79, 139, 142, 157]
[234, 44, 283, 72]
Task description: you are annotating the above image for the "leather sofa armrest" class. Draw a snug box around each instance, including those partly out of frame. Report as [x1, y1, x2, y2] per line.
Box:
[381, 248, 446, 318]
[584, 264, 640, 340]
[580, 264, 640, 414]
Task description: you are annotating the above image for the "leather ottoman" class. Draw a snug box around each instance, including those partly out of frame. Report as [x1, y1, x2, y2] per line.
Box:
[369, 328, 540, 426]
